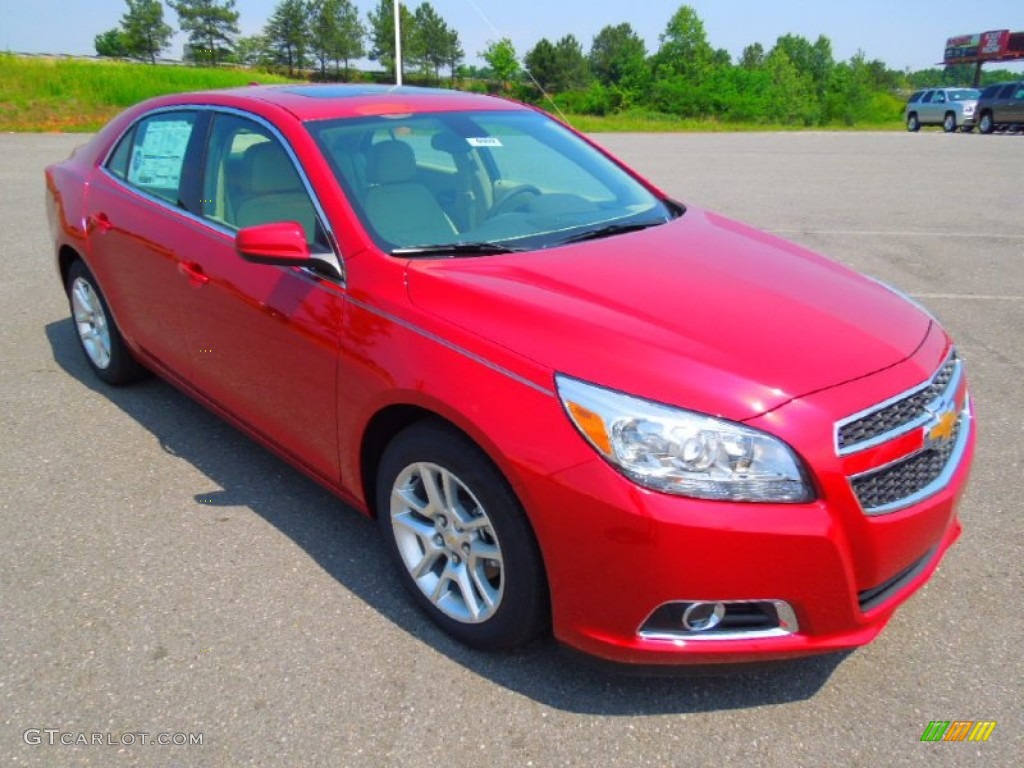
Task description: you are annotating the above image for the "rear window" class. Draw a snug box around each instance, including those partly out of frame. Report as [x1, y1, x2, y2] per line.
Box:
[908, 91, 924, 103]
[106, 111, 199, 205]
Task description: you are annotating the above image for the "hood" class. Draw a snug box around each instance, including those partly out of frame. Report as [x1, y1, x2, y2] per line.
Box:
[406, 208, 931, 420]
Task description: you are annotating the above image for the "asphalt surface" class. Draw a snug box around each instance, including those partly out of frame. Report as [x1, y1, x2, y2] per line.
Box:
[2, 129, 1021, 767]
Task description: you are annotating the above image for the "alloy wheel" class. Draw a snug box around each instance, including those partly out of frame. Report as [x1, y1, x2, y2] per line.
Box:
[71, 276, 112, 369]
[389, 462, 504, 623]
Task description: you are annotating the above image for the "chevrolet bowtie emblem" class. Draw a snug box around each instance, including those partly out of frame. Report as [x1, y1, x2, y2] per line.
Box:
[925, 407, 957, 447]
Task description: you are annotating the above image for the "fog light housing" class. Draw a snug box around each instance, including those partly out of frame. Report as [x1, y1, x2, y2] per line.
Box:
[638, 600, 799, 641]
[682, 601, 725, 631]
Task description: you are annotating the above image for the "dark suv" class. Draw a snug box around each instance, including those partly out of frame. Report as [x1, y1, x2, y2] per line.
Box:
[904, 87, 979, 132]
[976, 81, 1024, 133]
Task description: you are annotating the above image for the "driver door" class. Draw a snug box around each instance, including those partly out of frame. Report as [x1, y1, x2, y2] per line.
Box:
[171, 112, 345, 484]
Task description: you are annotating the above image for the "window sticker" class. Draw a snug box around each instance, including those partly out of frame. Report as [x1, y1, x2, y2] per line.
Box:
[128, 119, 193, 189]
[466, 136, 503, 148]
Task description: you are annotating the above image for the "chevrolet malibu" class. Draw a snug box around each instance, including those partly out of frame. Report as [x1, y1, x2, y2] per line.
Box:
[45, 85, 974, 666]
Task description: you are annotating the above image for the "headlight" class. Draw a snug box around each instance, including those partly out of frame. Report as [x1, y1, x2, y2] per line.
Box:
[556, 375, 814, 503]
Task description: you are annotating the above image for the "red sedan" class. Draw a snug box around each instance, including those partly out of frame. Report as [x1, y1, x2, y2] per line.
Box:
[45, 85, 974, 666]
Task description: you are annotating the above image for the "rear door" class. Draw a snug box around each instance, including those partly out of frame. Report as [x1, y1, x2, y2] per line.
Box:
[84, 109, 206, 377]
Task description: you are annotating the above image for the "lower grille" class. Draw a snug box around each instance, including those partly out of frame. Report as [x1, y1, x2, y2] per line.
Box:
[851, 420, 961, 513]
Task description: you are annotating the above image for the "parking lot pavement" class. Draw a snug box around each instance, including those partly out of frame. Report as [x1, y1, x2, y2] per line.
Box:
[2, 130, 1021, 767]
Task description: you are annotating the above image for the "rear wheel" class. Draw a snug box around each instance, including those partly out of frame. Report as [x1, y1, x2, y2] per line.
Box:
[943, 112, 956, 133]
[377, 422, 548, 651]
[978, 112, 995, 134]
[906, 113, 920, 132]
[66, 261, 146, 385]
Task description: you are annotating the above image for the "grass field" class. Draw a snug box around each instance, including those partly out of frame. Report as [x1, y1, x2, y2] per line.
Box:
[0, 54, 296, 132]
[0, 54, 903, 133]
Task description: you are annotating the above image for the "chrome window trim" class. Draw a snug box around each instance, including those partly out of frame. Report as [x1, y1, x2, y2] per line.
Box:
[97, 103, 345, 285]
[834, 349, 960, 456]
[637, 600, 799, 643]
[850, 397, 972, 516]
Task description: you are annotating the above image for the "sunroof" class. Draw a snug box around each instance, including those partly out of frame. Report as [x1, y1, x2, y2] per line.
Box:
[282, 85, 443, 99]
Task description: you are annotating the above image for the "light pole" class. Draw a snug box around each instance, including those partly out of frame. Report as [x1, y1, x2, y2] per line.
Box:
[393, 0, 402, 85]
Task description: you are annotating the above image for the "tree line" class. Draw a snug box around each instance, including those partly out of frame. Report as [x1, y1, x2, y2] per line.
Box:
[498, 6, 1021, 126]
[95, 0, 463, 82]
[95, 2, 1022, 126]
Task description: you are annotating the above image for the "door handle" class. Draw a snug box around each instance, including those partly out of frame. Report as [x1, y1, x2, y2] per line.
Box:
[88, 212, 113, 233]
[178, 261, 210, 286]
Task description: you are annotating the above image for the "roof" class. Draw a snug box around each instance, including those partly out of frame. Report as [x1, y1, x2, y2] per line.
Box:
[191, 83, 528, 122]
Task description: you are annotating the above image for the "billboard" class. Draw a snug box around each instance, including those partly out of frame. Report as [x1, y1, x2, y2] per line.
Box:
[944, 29, 1016, 64]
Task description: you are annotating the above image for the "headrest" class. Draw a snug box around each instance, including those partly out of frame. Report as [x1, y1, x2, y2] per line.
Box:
[242, 141, 302, 194]
[367, 141, 416, 184]
[431, 131, 470, 155]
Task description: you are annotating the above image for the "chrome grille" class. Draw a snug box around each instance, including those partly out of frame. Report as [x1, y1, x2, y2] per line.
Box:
[851, 420, 961, 513]
[837, 354, 957, 452]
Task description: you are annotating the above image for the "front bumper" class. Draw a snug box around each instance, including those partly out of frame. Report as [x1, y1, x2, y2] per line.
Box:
[518, 353, 974, 666]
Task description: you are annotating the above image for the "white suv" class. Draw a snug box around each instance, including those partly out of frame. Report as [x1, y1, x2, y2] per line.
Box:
[905, 87, 980, 133]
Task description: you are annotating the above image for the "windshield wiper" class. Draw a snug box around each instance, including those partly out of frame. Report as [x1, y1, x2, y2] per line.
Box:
[557, 219, 666, 245]
[392, 242, 523, 257]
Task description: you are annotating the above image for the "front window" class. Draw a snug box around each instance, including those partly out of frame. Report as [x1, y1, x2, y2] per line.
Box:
[947, 89, 979, 101]
[201, 112, 329, 250]
[307, 110, 679, 253]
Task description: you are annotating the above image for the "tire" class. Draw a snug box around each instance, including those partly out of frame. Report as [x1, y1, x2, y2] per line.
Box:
[979, 112, 995, 134]
[906, 113, 920, 132]
[376, 421, 549, 651]
[943, 112, 956, 133]
[66, 260, 146, 385]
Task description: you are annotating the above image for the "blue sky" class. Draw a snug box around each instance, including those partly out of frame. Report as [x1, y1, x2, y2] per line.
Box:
[3, 0, 1022, 72]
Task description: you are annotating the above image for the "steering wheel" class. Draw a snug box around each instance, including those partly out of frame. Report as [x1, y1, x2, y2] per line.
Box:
[489, 185, 542, 218]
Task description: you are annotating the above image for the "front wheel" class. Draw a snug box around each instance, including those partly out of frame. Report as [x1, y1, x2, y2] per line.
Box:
[66, 261, 146, 384]
[943, 113, 957, 133]
[906, 113, 920, 132]
[377, 422, 549, 651]
[978, 112, 995, 134]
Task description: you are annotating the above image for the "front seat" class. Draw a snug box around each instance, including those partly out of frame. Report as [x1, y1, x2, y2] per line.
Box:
[363, 141, 456, 247]
[234, 141, 318, 243]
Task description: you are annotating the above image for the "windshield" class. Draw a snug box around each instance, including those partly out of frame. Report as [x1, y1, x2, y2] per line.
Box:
[949, 89, 980, 101]
[307, 110, 679, 253]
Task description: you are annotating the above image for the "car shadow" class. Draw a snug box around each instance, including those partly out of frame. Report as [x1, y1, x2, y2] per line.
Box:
[45, 318, 848, 715]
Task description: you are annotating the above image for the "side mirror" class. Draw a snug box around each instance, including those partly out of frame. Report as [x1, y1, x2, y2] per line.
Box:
[235, 221, 312, 266]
